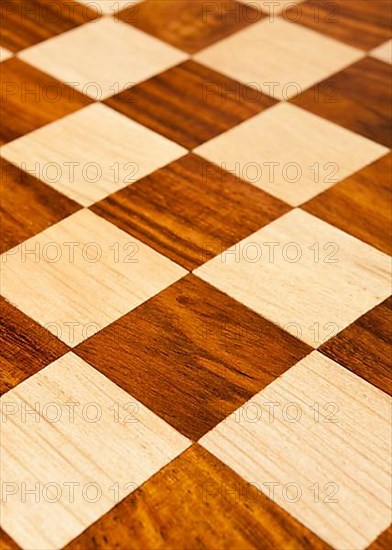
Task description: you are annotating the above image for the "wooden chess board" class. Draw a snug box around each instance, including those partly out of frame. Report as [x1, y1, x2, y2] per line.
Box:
[0, 1, 391, 549]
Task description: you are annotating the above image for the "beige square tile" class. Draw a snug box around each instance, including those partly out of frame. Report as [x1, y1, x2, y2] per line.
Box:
[18, 17, 188, 100]
[77, 0, 141, 14]
[194, 17, 363, 100]
[194, 209, 391, 347]
[0, 47, 13, 62]
[0, 209, 187, 346]
[1, 103, 186, 206]
[238, 0, 304, 14]
[371, 39, 392, 64]
[0, 352, 189, 549]
[194, 102, 388, 205]
[200, 351, 392, 550]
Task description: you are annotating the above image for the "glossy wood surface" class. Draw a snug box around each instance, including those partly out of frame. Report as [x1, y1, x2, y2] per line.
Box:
[292, 57, 392, 147]
[0, 0, 98, 52]
[65, 445, 332, 550]
[0, 58, 91, 145]
[285, 0, 391, 50]
[91, 153, 289, 270]
[76, 274, 311, 440]
[303, 153, 392, 255]
[105, 60, 275, 149]
[120, 0, 262, 53]
[320, 297, 392, 395]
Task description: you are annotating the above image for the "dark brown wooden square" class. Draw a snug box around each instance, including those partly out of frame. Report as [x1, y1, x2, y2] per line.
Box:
[285, 0, 391, 50]
[105, 60, 275, 149]
[303, 153, 392, 255]
[91, 153, 289, 270]
[76, 275, 310, 440]
[0, 0, 98, 52]
[0, 297, 69, 394]
[320, 296, 392, 395]
[1, 157, 81, 254]
[0, 58, 92, 145]
[291, 57, 391, 147]
[119, 0, 262, 53]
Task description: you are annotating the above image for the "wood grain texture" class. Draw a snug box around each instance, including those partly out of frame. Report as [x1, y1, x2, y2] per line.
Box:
[195, 102, 388, 206]
[320, 296, 392, 396]
[0, 297, 68, 395]
[0, 157, 80, 254]
[1, 103, 186, 206]
[303, 153, 392, 255]
[195, 209, 391, 347]
[105, 59, 275, 149]
[0, 209, 186, 346]
[0, 2, 391, 547]
[65, 444, 331, 550]
[291, 57, 392, 147]
[0, 0, 98, 52]
[371, 40, 392, 64]
[1, 352, 190, 550]
[201, 351, 392, 550]
[18, 17, 188, 100]
[120, 0, 262, 54]
[286, 0, 392, 50]
[194, 17, 363, 101]
[76, 274, 311, 440]
[0, 57, 91, 145]
[91, 153, 289, 270]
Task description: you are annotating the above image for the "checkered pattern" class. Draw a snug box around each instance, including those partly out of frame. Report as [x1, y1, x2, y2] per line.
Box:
[0, 1, 391, 549]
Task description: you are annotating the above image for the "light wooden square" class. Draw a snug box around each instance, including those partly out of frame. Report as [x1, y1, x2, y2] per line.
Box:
[200, 351, 392, 549]
[0, 352, 189, 549]
[0, 209, 187, 346]
[1, 103, 187, 206]
[194, 17, 363, 100]
[18, 17, 188, 99]
[238, 0, 304, 14]
[371, 40, 392, 64]
[77, 0, 141, 14]
[194, 209, 391, 347]
[194, 102, 388, 205]
[0, 47, 13, 62]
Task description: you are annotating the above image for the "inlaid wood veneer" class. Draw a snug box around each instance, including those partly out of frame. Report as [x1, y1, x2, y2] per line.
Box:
[76, 274, 311, 440]
[91, 153, 289, 270]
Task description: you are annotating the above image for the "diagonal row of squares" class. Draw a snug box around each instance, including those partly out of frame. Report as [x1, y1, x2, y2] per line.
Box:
[2, 14, 391, 133]
[2, 1, 391, 54]
[1, 205, 390, 347]
[1, 347, 391, 549]
[1, 97, 389, 207]
[1, 12, 391, 144]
